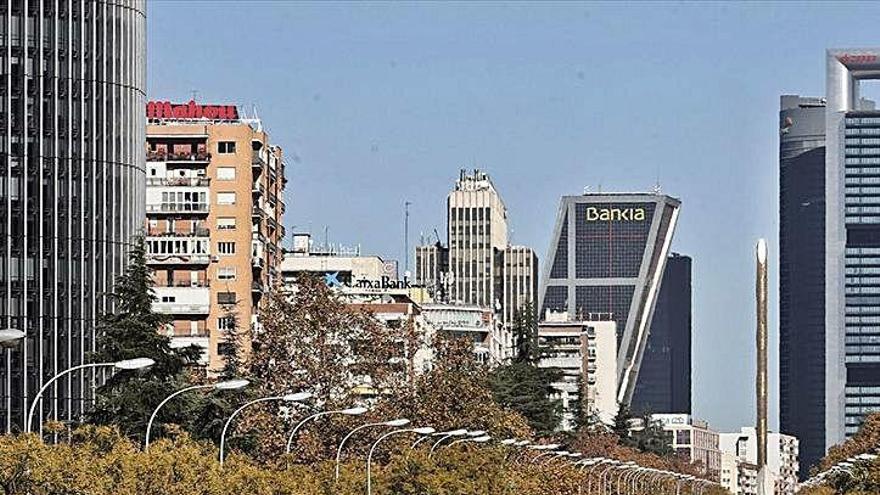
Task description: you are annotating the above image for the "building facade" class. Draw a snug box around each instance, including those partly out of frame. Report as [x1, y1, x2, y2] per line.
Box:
[825, 49, 880, 452]
[778, 94, 828, 477]
[652, 414, 722, 480]
[632, 253, 692, 415]
[1, 0, 146, 433]
[145, 101, 285, 370]
[719, 427, 800, 495]
[414, 242, 448, 301]
[539, 192, 680, 406]
[446, 169, 508, 308]
[501, 245, 539, 327]
[538, 312, 618, 428]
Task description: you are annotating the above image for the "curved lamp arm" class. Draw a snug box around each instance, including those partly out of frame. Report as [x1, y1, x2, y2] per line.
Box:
[367, 429, 414, 495]
[26, 362, 114, 433]
[145, 384, 214, 450]
[220, 396, 284, 466]
[286, 410, 335, 453]
[335, 421, 386, 482]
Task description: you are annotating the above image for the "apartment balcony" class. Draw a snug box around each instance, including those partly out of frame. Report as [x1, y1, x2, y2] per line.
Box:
[252, 256, 265, 270]
[147, 253, 211, 266]
[252, 183, 265, 198]
[146, 177, 210, 187]
[251, 205, 264, 220]
[252, 151, 266, 168]
[154, 302, 210, 315]
[251, 280, 266, 293]
[540, 356, 582, 369]
[146, 203, 209, 215]
[146, 228, 210, 237]
[147, 150, 211, 163]
[158, 280, 211, 288]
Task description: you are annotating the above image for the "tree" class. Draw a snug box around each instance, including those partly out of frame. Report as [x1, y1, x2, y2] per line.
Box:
[612, 402, 635, 447]
[231, 275, 413, 461]
[631, 412, 673, 457]
[88, 238, 203, 442]
[490, 302, 562, 435]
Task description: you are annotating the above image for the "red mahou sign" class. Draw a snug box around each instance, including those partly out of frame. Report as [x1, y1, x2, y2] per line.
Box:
[837, 53, 879, 65]
[147, 100, 239, 120]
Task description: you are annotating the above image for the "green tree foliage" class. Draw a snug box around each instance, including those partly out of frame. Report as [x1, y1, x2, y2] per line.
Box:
[800, 413, 880, 494]
[490, 302, 562, 436]
[89, 238, 203, 442]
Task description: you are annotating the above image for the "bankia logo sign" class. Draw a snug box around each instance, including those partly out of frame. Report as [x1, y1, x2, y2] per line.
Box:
[585, 206, 647, 222]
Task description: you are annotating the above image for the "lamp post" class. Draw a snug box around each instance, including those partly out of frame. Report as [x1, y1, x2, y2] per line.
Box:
[413, 428, 467, 449]
[26, 357, 155, 433]
[335, 418, 410, 482]
[0, 328, 25, 347]
[445, 434, 490, 449]
[219, 392, 312, 466]
[285, 405, 368, 454]
[145, 379, 249, 450]
[367, 427, 434, 495]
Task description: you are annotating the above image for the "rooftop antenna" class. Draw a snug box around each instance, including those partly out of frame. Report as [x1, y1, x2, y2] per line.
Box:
[252, 104, 263, 131]
[404, 201, 412, 274]
[190, 89, 198, 101]
[583, 185, 591, 195]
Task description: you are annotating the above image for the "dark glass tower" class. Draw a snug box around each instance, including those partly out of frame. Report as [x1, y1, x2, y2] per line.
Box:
[539, 192, 681, 405]
[0, 0, 146, 433]
[631, 253, 692, 415]
[778, 94, 826, 477]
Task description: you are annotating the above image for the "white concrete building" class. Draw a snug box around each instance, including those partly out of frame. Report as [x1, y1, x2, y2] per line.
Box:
[538, 311, 618, 428]
[652, 414, 722, 480]
[719, 427, 799, 495]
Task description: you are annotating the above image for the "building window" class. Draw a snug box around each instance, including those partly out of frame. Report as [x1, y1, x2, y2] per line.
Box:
[218, 292, 237, 304]
[218, 242, 236, 255]
[217, 167, 236, 180]
[218, 342, 235, 356]
[217, 192, 236, 205]
[217, 217, 236, 230]
[160, 296, 176, 303]
[218, 267, 236, 280]
[218, 141, 236, 154]
[218, 316, 236, 332]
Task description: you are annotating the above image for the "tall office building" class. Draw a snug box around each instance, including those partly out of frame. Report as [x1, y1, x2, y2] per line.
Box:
[446, 169, 509, 308]
[501, 245, 539, 326]
[0, 0, 146, 433]
[415, 169, 538, 356]
[778, 94, 827, 477]
[539, 192, 680, 405]
[825, 49, 880, 448]
[145, 100, 286, 370]
[414, 242, 448, 301]
[631, 252, 692, 415]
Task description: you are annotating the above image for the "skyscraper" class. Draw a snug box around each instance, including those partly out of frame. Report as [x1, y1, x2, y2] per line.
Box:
[446, 169, 509, 308]
[414, 170, 537, 362]
[539, 192, 680, 405]
[631, 252, 692, 415]
[778, 94, 827, 477]
[1, 0, 147, 433]
[825, 48, 880, 448]
[145, 100, 286, 370]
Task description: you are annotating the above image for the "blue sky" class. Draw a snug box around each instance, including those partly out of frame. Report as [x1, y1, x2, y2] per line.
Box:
[148, 1, 880, 432]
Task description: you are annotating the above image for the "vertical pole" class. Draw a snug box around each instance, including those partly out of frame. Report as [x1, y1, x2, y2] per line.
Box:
[756, 239, 769, 494]
[404, 201, 411, 274]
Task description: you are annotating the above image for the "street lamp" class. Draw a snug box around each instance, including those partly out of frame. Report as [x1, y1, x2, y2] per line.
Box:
[219, 391, 312, 466]
[367, 427, 435, 495]
[446, 434, 491, 449]
[0, 328, 25, 348]
[26, 357, 155, 433]
[145, 379, 249, 450]
[425, 429, 469, 454]
[413, 428, 467, 449]
[334, 418, 410, 482]
[285, 405, 368, 454]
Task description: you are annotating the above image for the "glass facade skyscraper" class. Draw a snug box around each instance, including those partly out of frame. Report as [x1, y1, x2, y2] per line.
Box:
[631, 252, 692, 416]
[778, 94, 827, 478]
[539, 192, 680, 405]
[0, 0, 146, 433]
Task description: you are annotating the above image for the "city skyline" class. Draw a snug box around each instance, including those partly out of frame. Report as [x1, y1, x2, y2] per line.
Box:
[146, 2, 880, 435]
